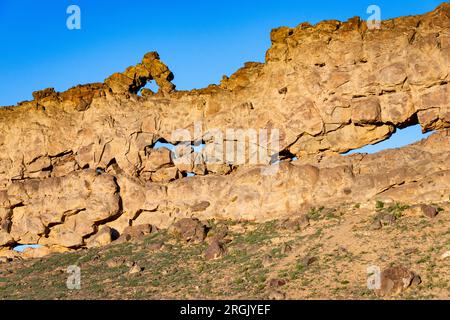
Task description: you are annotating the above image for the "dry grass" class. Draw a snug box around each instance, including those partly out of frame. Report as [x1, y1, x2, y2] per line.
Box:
[0, 201, 448, 300]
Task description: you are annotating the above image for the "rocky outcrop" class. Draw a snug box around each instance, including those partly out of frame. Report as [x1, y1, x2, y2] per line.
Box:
[105, 51, 175, 95]
[0, 4, 449, 253]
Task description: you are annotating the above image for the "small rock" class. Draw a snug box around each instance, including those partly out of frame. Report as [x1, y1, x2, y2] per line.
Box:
[86, 226, 115, 248]
[374, 265, 418, 297]
[279, 214, 310, 231]
[0, 256, 11, 264]
[106, 257, 127, 268]
[420, 205, 438, 218]
[22, 245, 70, 259]
[280, 243, 292, 255]
[169, 218, 207, 243]
[268, 289, 286, 300]
[140, 88, 155, 97]
[441, 251, 450, 260]
[128, 264, 144, 275]
[379, 213, 396, 225]
[191, 201, 211, 213]
[268, 278, 287, 288]
[300, 256, 317, 267]
[379, 254, 389, 262]
[116, 224, 153, 243]
[206, 223, 229, 243]
[204, 239, 226, 260]
[337, 246, 349, 255]
[151, 166, 180, 183]
[147, 241, 164, 251]
[369, 219, 382, 230]
[411, 275, 422, 286]
[404, 248, 419, 256]
[262, 254, 273, 267]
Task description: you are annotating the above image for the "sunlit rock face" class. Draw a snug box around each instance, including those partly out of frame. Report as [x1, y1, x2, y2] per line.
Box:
[0, 4, 449, 253]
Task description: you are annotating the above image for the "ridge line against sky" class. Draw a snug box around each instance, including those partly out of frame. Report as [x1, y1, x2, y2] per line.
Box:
[0, 1, 442, 153]
[0, 0, 445, 106]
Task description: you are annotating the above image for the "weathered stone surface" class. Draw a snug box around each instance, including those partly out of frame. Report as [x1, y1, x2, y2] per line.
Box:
[419, 204, 439, 218]
[22, 245, 70, 259]
[86, 226, 115, 248]
[0, 4, 449, 253]
[169, 218, 207, 243]
[104, 52, 174, 95]
[204, 238, 226, 260]
[278, 215, 310, 231]
[3, 170, 120, 248]
[116, 224, 153, 243]
[375, 265, 420, 297]
[151, 166, 180, 183]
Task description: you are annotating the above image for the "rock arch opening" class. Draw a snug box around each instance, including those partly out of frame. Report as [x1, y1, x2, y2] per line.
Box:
[344, 124, 434, 155]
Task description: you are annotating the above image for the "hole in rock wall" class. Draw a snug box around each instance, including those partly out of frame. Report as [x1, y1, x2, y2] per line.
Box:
[138, 80, 159, 96]
[152, 140, 206, 177]
[277, 149, 297, 163]
[96, 167, 105, 174]
[344, 124, 434, 155]
[13, 244, 42, 252]
[153, 140, 177, 151]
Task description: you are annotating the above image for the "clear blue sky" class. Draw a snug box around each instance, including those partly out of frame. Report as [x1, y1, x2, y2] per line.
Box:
[0, 0, 441, 150]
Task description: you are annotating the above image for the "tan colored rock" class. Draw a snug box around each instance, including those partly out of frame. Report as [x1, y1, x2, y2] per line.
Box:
[86, 226, 115, 248]
[0, 231, 13, 247]
[143, 147, 172, 172]
[142, 52, 175, 93]
[26, 156, 51, 173]
[22, 245, 70, 259]
[441, 251, 450, 260]
[0, 248, 22, 260]
[351, 97, 381, 124]
[116, 224, 153, 243]
[0, 5, 449, 251]
[151, 166, 179, 182]
[128, 263, 144, 275]
[278, 215, 310, 231]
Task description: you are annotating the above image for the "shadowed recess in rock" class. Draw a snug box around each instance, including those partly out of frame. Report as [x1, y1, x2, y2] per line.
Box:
[344, 124, 434, 155]
[153, 141, 206, 177]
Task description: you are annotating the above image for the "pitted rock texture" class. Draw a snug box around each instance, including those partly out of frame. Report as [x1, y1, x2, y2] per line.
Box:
[0, 4, 449, 252]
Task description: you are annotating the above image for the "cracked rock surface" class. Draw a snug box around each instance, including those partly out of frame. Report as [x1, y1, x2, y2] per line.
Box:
[0, 4, 449, 254]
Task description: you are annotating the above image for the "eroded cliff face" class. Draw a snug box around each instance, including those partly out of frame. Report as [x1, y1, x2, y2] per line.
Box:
[0, 4, 449, 253]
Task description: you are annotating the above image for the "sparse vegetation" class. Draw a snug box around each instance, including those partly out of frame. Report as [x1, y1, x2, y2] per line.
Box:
[0, 201, 448, 300]
[375, 200, 385, 211]
[386, 202, 410, 219]
[307, 207, 325, 221]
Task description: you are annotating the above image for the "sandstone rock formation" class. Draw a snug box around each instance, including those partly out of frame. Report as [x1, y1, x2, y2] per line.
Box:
[0, 4, 449, 253]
